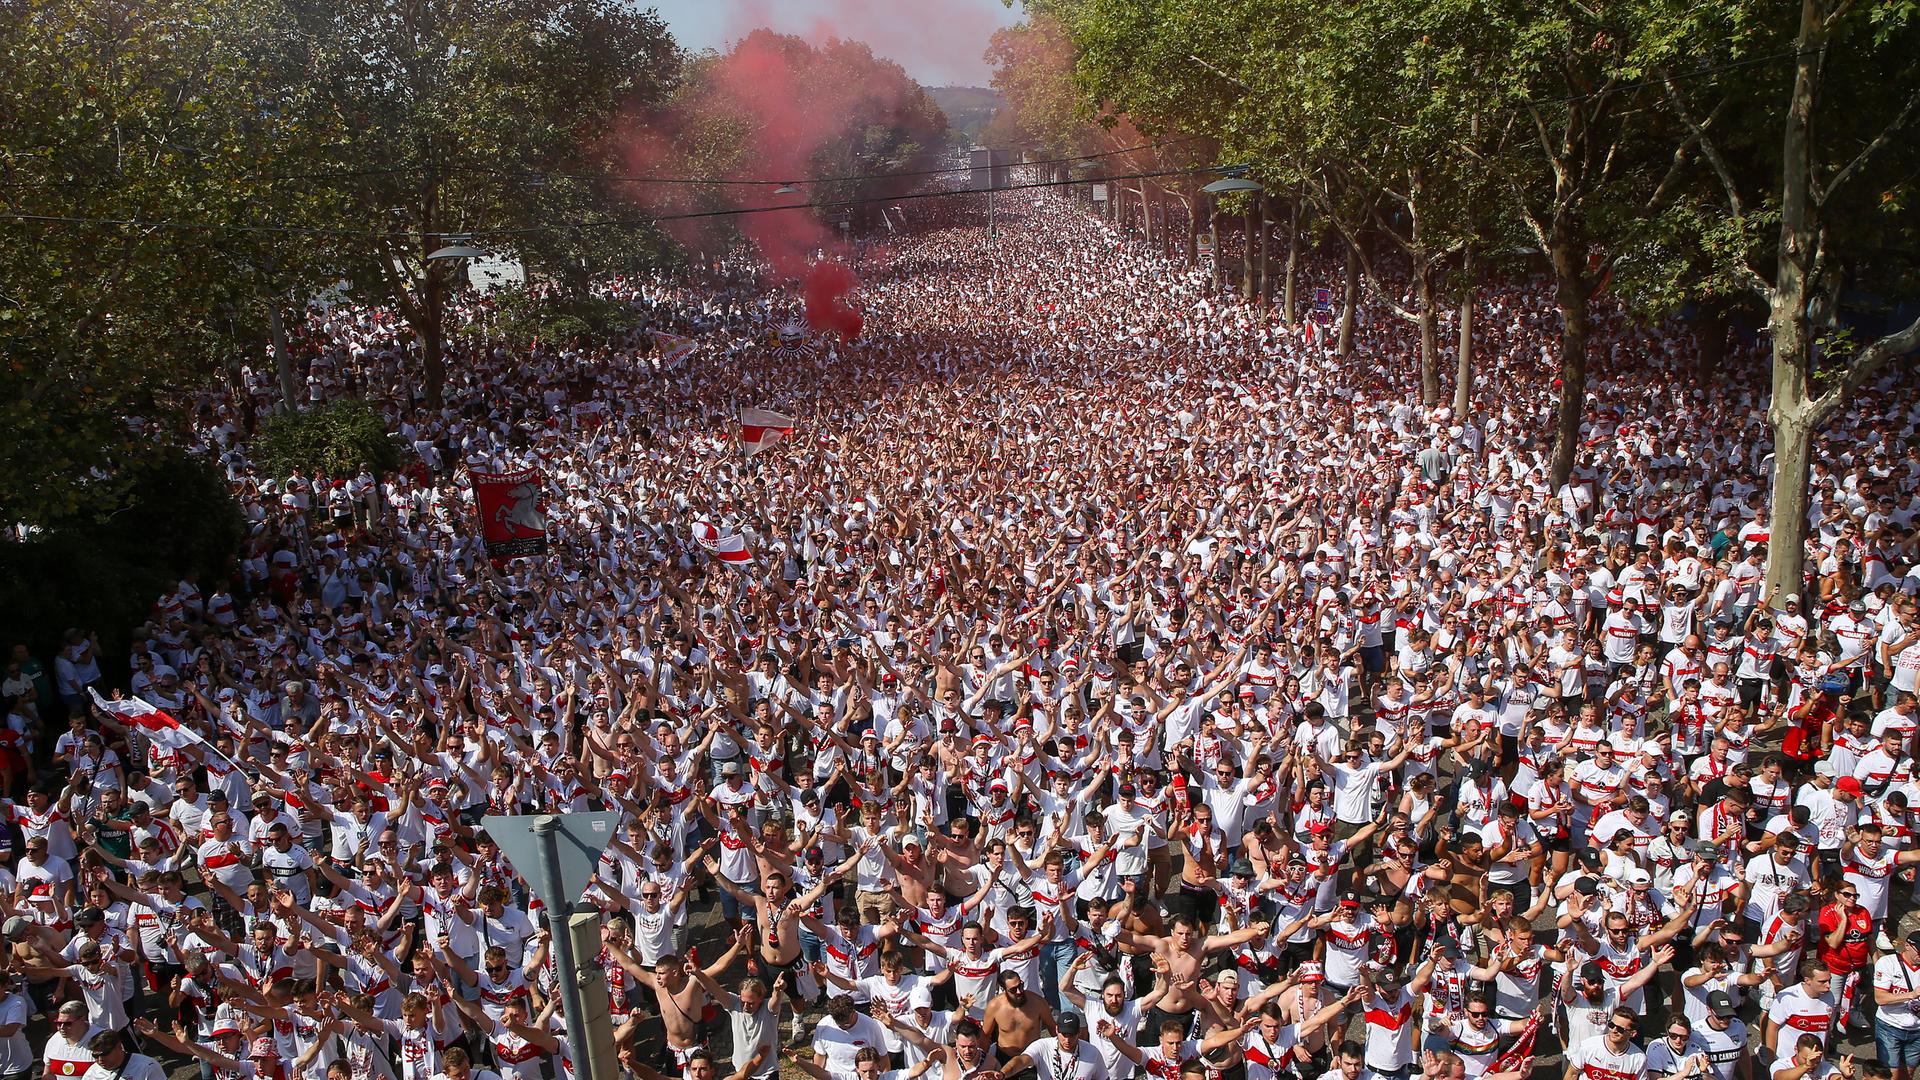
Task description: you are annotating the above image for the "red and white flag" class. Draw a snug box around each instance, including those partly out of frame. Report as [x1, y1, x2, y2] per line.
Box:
[89, 689, 205, 751]
[692, 521, 752, 564]
[739, 407, 794, 456]
[647, 329, 698, 365]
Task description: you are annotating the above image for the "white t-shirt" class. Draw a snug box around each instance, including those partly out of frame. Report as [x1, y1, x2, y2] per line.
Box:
[1567, 1033, 1648, 1080]
[1027, 1037, 1111, 1080]
[1874, 952, 1920, 1030]
[811, 1014, 890, 1073]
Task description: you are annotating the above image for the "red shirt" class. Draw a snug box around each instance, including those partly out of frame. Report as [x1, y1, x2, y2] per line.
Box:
[1817, 902, 1873, 973]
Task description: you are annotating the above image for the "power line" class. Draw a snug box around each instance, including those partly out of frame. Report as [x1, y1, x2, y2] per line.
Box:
[0, 163, 1197, 242]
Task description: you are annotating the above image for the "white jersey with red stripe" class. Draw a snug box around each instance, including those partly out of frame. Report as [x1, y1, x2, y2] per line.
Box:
[1566, 1034, 1647, 1080]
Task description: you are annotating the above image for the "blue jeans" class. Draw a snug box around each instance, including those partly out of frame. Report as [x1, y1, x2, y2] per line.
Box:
[1877, 1017, 1920, 1068]
[1041, 940, 1074, 1009]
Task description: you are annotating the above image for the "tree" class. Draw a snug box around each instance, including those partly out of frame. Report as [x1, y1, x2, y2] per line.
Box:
[984, 15, 1096, 159]
[610, 31, 947, 273]
[1425, 0, 1691, 489]
[1644, 0, 1920, 605]
[282, 0, 679, 408]
[0, 0, 322, 526]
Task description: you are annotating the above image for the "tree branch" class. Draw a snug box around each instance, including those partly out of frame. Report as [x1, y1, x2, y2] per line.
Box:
[1660, 76, 1744, 219]
[1808, 313, 1920, 428]
[1815, 88, 1920, 207]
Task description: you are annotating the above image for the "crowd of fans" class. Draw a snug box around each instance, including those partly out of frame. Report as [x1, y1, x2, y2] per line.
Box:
[5, 185, 1920, 1080]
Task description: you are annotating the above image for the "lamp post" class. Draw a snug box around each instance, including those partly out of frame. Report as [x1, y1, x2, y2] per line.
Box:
[1200, 177, 1264, 301]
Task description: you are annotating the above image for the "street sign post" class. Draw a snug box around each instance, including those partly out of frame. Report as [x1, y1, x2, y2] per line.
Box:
[484, 812, 621, 1080]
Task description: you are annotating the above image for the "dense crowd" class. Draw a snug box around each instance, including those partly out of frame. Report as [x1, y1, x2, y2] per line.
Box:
[6, 186, 1920, 1080]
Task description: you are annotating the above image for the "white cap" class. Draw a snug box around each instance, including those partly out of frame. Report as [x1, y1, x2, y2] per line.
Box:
[1814, 759, 1835, 777]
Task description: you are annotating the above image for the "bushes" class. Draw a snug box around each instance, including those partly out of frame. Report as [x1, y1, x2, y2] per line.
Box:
[0, 447, 243, 673]
[255, 398, 400, 480]
[470, 287, 645, 348]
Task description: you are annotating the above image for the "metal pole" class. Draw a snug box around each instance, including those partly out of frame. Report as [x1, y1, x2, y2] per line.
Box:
[534, 816, 593, 1073]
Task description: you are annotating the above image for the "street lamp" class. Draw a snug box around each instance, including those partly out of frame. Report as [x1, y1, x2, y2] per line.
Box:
[773, 183, 800, 195]
[1198, 177, 1266, 299]
[425, 243, 487, 261]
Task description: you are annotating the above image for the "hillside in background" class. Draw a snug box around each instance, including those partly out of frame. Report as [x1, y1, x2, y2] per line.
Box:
[929, 85, 1003, 144]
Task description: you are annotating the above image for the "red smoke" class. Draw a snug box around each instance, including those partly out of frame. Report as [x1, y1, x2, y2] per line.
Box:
[804, 261, 864, 342]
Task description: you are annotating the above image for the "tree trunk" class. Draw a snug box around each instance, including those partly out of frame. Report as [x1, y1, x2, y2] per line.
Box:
[1762, 0, 1825, 610]
[1282, 201, 1299, 325]
[1255, 195, 1269, 309]
[1548, 237, 1591, 490]
[1765, 404, 1815, 604]
[269, 304, 300, 411]
[1184, 190, 1199, 267]
[1242, 206, 1256, 301]
[1416, 260, 1440, 407]
[1694, 302, 1730, 384]
[1454, 245, 1476, 417]
[1337, 244, 1359, 356]
[421, 269, 447, 410]
[1208, 201, 1220, 291]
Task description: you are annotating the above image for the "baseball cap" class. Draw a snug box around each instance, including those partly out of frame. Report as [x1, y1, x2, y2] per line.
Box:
[1626, 868, 1651, 886]
[1837, 777, 1864, 796]
[209, 1019, 241, 1037]
[1814, 760, 1835, 777]
[1573, 876, 1600, 896]
[1338, 891, 1363, 908]
[1117, 782, 1137, 797]
[1, 917, 29, 941]
[1296, 962, 1325, 983]
[1706, 990, 1737, 1018]
[1056, 1013, 1084, 1036]
[1691, 841, 1724, 861]
[249, 1037, 279, 1059]
[719, 761, 742, 777]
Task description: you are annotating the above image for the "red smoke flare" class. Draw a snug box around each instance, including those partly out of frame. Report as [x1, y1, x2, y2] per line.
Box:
[803, 260, 863, 342]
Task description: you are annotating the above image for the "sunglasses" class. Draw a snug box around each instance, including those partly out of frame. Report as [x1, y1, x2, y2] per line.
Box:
[1609, 1024, 1636, 1036]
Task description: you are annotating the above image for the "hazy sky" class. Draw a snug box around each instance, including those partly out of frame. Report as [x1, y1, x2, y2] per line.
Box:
[648, 0, 1024, 86]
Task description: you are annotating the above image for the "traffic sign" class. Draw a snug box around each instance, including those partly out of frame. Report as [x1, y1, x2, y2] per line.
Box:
[481, 812, 619, 913]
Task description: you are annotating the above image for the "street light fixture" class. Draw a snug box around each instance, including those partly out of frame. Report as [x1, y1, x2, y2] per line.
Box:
[426, 243, 487, 261]
[773, 183, 800, 195]
[1201, 177, 1265, 194]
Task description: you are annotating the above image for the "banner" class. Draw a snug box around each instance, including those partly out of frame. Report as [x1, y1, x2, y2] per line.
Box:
[740, 407, 795, 457]
[473, 468, 550, 561]
[647, 329, 698, 366]
[693, 521, 752, 564]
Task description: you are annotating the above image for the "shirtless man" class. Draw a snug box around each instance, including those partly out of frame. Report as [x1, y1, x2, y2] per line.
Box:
[707, 853, 851, 1004]
[979, 969, 1057, 1064]
[1112, 910, 1270, 1030]
[880, 832, 945, 912]
[612, 931, 745, 1063]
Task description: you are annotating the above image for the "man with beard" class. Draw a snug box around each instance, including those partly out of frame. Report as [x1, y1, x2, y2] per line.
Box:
[981, 970, 1057, 1065]
[1109, 910, 1271, 1034]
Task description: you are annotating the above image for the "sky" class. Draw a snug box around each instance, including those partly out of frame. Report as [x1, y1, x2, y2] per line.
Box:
[647, 0, 1024, 87]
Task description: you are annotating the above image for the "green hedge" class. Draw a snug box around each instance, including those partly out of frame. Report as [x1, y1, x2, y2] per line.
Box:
[254, 398, 401, 480]
[0, 448, 244, 677]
